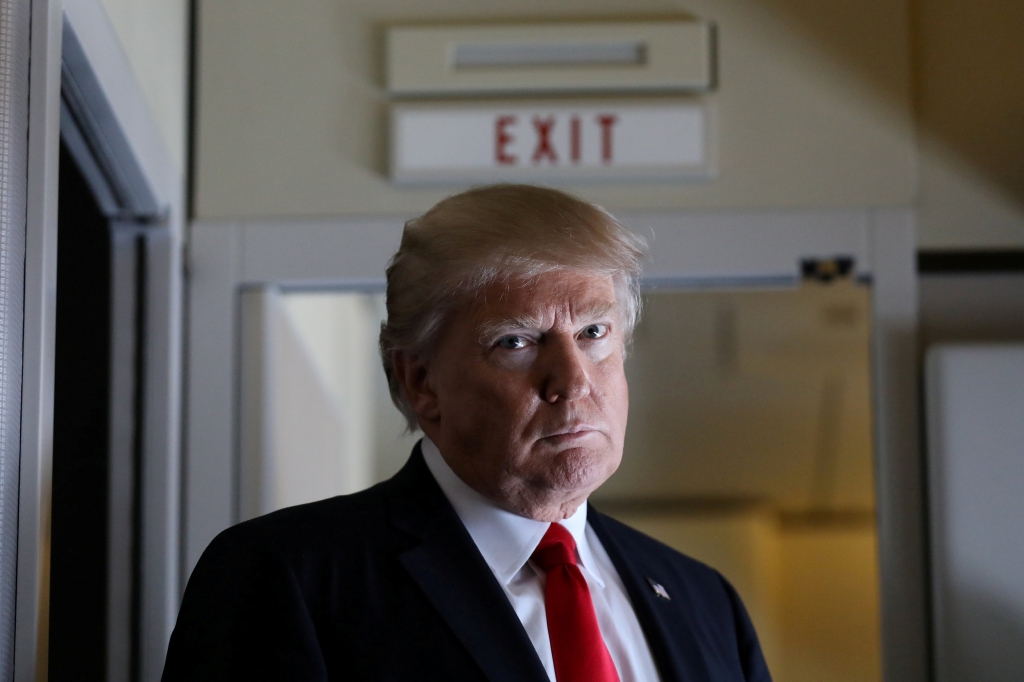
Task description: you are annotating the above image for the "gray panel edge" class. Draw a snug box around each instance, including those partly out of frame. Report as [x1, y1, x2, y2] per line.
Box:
[869, 207, 929, 682]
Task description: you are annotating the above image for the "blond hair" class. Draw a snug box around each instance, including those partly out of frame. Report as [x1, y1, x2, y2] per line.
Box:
[380, 184, 647, 429]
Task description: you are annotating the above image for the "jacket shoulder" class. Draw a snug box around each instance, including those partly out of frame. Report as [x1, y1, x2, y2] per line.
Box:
[198, 478, 397, 567]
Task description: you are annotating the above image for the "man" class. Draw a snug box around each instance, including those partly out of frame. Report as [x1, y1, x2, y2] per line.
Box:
[162, 184, 771, 681]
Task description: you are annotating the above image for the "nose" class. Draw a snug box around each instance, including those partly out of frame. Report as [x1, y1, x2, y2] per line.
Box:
[541, 334, 591, 403]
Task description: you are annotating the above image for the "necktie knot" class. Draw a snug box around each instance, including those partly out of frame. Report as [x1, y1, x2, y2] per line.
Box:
[531, 523, 577, 571]
[530, 521, 621, 682]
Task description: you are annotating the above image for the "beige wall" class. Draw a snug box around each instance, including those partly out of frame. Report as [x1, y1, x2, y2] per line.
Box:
[914, 0, 1024, 248]
[192, 0, 916, 219]
[189, 0, 1024, 247]
[99, 0, 189, 172]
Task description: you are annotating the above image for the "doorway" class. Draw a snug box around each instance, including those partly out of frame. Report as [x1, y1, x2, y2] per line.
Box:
[185, 206, 923, 681]
[49, 140, 120, 681]
[238, 277, 879, 682]
[45, 18, 181, 680]
[48, 137, 156, 682]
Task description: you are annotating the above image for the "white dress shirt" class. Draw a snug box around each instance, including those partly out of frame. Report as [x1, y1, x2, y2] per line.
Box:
[421, 437, 661, 682]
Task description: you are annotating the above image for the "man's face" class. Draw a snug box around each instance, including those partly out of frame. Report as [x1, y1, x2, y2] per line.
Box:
[408, 269, 629, 521]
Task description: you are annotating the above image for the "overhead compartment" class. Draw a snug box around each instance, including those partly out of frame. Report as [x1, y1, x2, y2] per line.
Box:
[386, 20, 716, 96]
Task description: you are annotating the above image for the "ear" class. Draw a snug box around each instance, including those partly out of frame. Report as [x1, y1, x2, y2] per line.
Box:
[391, 350, 441, 424]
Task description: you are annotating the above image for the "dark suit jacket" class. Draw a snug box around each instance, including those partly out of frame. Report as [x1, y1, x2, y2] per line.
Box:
[162, 444, 772, 681]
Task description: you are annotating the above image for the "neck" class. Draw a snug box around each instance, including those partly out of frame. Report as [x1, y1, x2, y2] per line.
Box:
[495, 489, 588, 522]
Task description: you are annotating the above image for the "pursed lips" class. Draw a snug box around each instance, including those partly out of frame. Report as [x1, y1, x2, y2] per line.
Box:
[540, 424, 600, 440]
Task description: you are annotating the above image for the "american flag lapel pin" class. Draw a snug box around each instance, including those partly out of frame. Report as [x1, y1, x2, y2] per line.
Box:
[646, 577, 671, 601]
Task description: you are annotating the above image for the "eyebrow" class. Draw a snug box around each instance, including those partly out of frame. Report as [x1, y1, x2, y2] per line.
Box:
[475, 300, 618, 342]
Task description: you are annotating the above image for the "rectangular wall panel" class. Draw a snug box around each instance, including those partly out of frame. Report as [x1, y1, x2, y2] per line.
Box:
[387, 21, 714, 95]
[391, 100, 711, 185]
[927, 344, 1024, 682]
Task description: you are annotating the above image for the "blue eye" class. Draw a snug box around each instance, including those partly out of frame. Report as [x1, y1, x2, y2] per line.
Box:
[582, 324, 607, 339]
[498, 335, 528, 350]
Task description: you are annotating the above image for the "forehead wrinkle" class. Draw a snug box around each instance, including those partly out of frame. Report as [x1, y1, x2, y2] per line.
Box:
[475, 312, 545, 343]
[570, 298, 618, 324]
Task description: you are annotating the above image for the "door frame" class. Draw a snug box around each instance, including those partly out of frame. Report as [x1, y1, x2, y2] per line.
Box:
[185, 206, 925, 682]
[17, 0, 185, 679]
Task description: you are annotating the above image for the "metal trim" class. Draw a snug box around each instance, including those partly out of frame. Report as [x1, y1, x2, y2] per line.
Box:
[59, 16, 161, 221]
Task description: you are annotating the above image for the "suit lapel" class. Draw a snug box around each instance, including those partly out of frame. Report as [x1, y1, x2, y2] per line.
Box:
[588, 509, 713, 682]
[388, 446, 549, 682]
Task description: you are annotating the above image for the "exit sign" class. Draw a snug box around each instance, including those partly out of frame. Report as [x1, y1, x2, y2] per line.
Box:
[390, 101, 712, 184]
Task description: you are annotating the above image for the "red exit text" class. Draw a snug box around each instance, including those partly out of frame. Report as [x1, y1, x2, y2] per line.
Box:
[494, 114, 620, 166]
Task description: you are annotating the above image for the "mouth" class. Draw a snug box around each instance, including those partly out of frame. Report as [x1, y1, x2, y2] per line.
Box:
[541, 424, 599, 441]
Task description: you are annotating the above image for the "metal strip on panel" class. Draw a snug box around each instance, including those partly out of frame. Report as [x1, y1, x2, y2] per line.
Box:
[0, 0, 30, 675]
[236, 286, 279, 523]
[105, 227, 143, 682]
[17, 0, 62, 677]
[452, 40, 646, 69]
[184, 222, 242, 576]
[139, 225, 181, 682]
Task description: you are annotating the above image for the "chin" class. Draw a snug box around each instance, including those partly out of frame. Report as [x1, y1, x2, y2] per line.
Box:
[538, 444, 620, 496]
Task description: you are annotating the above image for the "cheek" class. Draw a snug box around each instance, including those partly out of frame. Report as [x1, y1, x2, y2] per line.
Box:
[598, 362, 630, 427]
[593, 351, 627, 392]
[442, 364, 534, 430]
[612, 377, 630, 427]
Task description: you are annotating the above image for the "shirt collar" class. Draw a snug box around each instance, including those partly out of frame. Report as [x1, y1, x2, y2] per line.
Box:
[420, 436, 603, 588]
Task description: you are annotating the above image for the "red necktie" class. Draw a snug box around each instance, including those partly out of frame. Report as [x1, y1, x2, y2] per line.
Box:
[531, 523, 621, 682]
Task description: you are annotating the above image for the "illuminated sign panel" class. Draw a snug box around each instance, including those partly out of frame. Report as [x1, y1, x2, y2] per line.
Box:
[390, 102, 711, 184]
